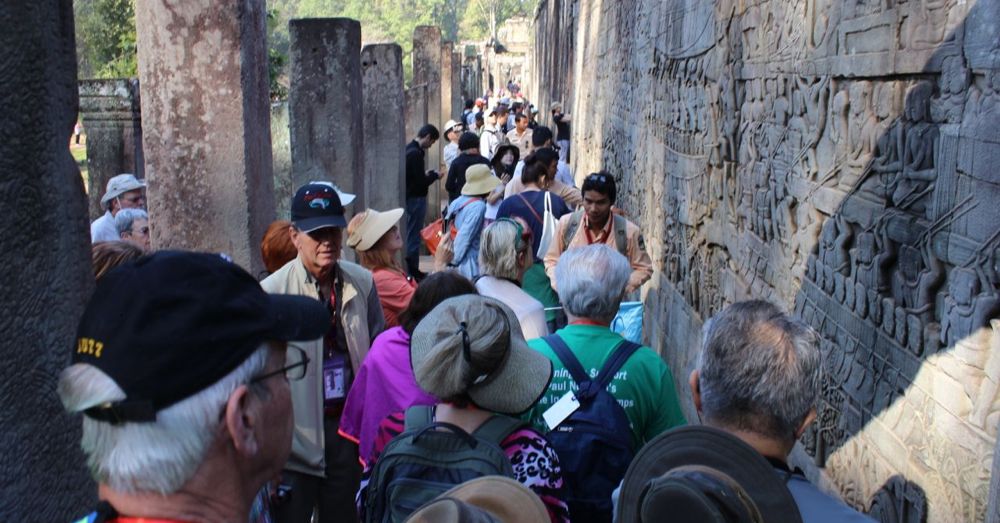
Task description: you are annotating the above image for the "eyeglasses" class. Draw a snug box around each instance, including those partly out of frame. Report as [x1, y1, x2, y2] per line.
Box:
[119, 195, 145, 204]
[585, 174, 610, 183]
[131, 226, 150, 235]
[249, 346, 310, 384]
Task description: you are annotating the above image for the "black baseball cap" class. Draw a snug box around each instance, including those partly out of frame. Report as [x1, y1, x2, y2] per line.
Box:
[73, 251, 330, 424]
[291, 182, 347, 233]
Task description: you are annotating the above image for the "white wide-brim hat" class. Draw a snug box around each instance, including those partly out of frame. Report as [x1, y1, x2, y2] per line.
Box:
[346, 207, 404, 251]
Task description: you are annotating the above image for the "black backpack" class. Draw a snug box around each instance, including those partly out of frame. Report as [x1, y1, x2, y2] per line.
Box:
[542, 334, 641, 523]
[363, 405, 525, 523]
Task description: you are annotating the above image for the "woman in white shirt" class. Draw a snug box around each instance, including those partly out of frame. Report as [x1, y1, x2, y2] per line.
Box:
[474, 217, 549, 340]
[442, 119, 463, 170]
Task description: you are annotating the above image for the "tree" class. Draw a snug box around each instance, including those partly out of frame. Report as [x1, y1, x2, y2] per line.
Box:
[460, 0, 537, 42]
[74, 0, 137, 79]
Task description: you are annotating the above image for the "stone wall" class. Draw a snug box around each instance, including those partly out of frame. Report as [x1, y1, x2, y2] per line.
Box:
[532, 0, 1000, 521]
[527, 0, 576, 130]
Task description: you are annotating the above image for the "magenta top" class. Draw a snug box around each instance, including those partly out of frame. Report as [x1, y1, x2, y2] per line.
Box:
[338, 326, 437, 464]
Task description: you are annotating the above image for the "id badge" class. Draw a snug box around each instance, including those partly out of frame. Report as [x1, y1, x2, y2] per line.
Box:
[323, 356, 347, 401]
[543, 391, 580, 430]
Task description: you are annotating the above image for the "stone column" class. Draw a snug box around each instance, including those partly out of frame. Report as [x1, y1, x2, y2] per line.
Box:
[413, 26, 442, 221]
[0, 2, 95, 519]
[441, 41, 455, 125]
[452, 51, 463, 122]
[78, 79, 143, 220]
[136, 0, 275, 275]
[405, 85, 428, 143]
[362, 43, 405, 212]
[289, 18, 364, 212]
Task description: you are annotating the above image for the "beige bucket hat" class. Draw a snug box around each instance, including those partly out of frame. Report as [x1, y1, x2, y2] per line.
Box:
[101, 174, 146, 205]
[346, 207, 404, 251]
[404, 476, 549, 523]
[410, 295, 552, 415]
[461, 164, 501, 196]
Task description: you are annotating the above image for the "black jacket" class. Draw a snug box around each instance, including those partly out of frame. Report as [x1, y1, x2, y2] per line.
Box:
[445, 153, 490, 200]
[405, 140, 439, 198]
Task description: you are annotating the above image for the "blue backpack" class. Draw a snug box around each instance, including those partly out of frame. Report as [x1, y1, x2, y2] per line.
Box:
[542, 334, 641, 523]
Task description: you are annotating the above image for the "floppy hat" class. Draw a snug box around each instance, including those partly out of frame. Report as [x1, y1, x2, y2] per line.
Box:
[461, 164, 501, 196]
[291, 182, 346, 233]
[410, 295, 552, 415]
[550, 102, 563, 111]
[490, 143, 520, 173]
[404, 476, 549, 523]
[101, 173, 146, 205]
[617, 426, 803, 523]
[346, 207, 404, 251]
[73, 251, 330, 424]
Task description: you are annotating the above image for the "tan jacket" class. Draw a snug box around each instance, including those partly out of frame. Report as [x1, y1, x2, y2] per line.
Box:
[261, 258, 384, 477]
[543, 211, 653, 293]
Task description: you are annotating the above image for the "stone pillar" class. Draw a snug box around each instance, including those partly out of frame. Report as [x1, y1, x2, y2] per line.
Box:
[413, 26, 442, 221]
[405, 85, 428, 144]
[0, 2, 95, 519]
[989, 420, 1000, 523]
[452, 51, 463, 122]
[441, 41, 455, 125]
[271, 101, 292, 220]
[361, 43, 405, 212]
[136, 0, 275, 275]
[78, 79, 143, 220]
[289, 18, 364, 212]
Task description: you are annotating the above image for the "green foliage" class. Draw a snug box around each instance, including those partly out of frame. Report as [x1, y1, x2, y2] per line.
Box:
[267, 8, 290, 100]
[74, 0, 137, 79]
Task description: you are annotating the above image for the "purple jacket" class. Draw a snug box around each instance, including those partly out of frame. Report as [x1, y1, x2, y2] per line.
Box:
[339, 326, 437, 463]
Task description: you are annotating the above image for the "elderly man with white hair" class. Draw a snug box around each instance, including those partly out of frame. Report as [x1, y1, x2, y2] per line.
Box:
[60, 251, 329, 523]
[91, 173, 146, 243]
[522, 244, 685, 520]
[114, 208, 150, 251]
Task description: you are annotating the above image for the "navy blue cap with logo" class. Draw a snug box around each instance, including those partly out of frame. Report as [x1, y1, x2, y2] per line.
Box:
[291, 183, 347, 233]
[73, 250, 330, 424]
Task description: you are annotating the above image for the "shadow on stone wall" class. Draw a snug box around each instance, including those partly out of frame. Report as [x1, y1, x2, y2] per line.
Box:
[551, 0, 1000, 520]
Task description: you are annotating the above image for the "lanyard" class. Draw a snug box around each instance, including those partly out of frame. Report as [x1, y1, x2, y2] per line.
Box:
[584, 216, 612, 245]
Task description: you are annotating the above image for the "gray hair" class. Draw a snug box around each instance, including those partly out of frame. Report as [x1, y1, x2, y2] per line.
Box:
[479, 220, 528, 281]
[115, 208, 148, 236]
[555, 244, 630, 322]
[698, 300, 821, 443]
[57, 345, 269, 494]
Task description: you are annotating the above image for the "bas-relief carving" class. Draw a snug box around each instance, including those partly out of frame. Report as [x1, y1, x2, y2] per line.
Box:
[550, 0, 1000, 520]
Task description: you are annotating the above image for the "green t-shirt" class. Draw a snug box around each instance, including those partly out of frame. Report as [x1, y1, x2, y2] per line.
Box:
[523, 324, 686, 448]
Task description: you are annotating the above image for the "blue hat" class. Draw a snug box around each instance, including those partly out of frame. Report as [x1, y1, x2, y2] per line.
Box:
[291, 183, 347, 232]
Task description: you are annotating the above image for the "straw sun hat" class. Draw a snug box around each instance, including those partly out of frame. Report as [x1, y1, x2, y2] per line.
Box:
[346, 207, 404, 251]
[461, 164, 501, 197]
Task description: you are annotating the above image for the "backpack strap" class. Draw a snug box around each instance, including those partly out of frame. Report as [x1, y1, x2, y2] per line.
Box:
[562, 209, 584, 250]
[542, 334, 592, 391]
[403, 405, 435, 432]
[613, 215, 628, 255]
[517, 193, 544, 223]
[472, 414, 526, 445]
[595, 340, 641, 389]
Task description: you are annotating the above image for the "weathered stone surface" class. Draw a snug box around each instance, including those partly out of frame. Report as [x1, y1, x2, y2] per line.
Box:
[136, 0, 275, 275]
[413, 26, 443, 221]
[533, 0, 1000, 521]
[405, 85, 428, 145]
[289, 18, 364, 212]
[527, 0, 576, 131]
[271, 101, 292, 220]
[78, 78, 143, 220]
[451, 51, 463, 119]
[362, 43, 405, 213]
[441, 41, 455, 125]
[0, 1, 95, 519]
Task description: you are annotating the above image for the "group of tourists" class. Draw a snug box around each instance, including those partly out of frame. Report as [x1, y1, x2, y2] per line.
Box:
[70, 95, 874, 523]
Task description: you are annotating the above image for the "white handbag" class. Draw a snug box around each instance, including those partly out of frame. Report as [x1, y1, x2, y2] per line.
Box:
[537, 191, 557, 258]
